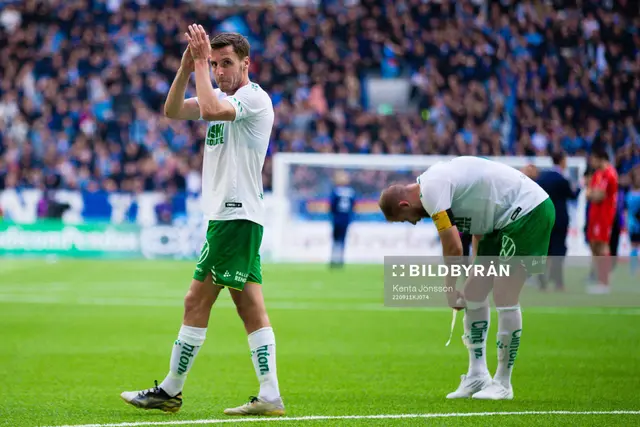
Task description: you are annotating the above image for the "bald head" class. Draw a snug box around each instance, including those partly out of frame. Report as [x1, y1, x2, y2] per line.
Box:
[379, 184, 408, 219]
[379, 183, 425, 224]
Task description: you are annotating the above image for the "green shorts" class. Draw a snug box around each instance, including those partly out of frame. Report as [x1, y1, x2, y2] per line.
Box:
[476, 198, 555, 275]
[193, 219, 263, 290]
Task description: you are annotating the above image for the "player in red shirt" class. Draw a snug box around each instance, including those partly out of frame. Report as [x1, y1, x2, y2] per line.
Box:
[586, 149, 618, 293]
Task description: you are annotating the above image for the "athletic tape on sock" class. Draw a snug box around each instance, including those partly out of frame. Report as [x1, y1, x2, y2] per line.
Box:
[466, 299, 489, 310]
[496, 305, 521, 312]
[445, 309, 458, 347]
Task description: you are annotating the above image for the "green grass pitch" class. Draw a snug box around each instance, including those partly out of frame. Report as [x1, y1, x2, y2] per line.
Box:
[1, 259, 639, 426]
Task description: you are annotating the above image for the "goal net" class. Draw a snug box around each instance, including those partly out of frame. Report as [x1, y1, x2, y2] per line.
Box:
[269, 153, 589, 264]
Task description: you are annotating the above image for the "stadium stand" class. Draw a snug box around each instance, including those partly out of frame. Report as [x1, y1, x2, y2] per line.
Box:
[0, 0, 639, 196]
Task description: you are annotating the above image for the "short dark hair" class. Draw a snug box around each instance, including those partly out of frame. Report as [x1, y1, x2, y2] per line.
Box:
[592, 147, 610, 162]
[210, 33, 250, 59]
[551, 150, 566, 166]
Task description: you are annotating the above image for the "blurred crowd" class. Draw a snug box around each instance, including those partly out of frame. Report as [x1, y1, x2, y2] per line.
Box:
[0, 0, 639, 199]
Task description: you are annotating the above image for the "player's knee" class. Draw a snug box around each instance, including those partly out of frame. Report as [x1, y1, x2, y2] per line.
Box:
[463, 275, 492, 301]
[236, 302, 268, 333]
[493, 292, 520, 308]
[233, 291, 268, 327]
[465, 298, 489, 310]
[234, 296, 260, 320]
[183, 290, 201, 314]
[234, 297, 249, 318]
[184, 285, 214, 314]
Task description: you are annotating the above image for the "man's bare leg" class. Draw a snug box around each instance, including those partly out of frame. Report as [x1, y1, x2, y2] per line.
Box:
[590, 241, 611, 293]
[473, 264, 527, 400]
[446, 274, 493, 399]
[223, 283, 284, 416]
[121, 274, 223, 412]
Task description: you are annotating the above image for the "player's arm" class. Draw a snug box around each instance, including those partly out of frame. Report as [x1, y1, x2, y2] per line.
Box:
[586, 174, 607, 202]
[193, 59, 236, 122]
[432, 209, 463, 287]
[329, 190, 338, 217]
[586, 186, 605, 202]
[434, 211, 464, 257]
[421, 178, 465, 309]
[420, 179, 463, 257]
[186, 24, 236, 122]
[164, 53, 201, 120]
[587, 187, 606, 202]
[561, 175, 580, 200]
[164, 96, 201, 121]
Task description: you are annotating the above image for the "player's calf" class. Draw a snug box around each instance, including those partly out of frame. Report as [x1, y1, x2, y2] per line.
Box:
[447, 299, 492, 399]
[468, 305, 521, 401]
[490, 270, 525, 397]
[494, 305, 522, 389]
[228, 284, 284, 415]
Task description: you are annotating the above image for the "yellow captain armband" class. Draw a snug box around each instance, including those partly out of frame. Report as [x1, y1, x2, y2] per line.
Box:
[432, 209, 455, 231]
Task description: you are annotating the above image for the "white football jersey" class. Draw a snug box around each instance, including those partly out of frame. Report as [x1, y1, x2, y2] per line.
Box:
[417, 157, 549, 234]
[198, 82, 273, 226]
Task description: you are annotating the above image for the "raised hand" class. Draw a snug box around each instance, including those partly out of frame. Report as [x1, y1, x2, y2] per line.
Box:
[185, 24, 211, 62]
[180, 45, 195, 73]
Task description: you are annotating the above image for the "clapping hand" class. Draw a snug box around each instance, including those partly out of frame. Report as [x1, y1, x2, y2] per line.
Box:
[185, 24, 211, 62]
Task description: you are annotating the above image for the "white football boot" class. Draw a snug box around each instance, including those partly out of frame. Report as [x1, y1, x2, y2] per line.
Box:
[223, 396, 285, 416]
[446, 373, 493, 399]
[472, 380, 514, 400]
[447, 333, 492, 399]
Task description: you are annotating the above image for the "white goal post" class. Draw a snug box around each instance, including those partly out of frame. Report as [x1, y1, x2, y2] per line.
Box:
[270, 153, 590, 264]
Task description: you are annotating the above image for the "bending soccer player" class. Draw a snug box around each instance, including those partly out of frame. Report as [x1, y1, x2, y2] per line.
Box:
[120, 27, 284, 416]
[379, 156, 555, 400]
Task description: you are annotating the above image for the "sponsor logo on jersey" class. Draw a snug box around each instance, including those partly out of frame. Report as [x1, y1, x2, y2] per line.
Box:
[206, 123, 225, 147]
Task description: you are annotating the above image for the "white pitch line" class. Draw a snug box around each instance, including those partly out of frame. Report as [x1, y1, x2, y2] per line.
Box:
[42, 411, 640, 427]
[2, 293, 640, 314]
[1, 293, 640, 315]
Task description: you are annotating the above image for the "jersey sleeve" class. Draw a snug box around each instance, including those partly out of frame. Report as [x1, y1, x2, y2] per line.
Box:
[226, 86, 271, 122]
[418, 175, 455, 232]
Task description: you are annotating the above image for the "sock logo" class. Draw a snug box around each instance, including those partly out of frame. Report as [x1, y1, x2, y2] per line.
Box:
[177, 343, 196, 375]
[252, 344, 270, 375]
[507, 329, 522, 368]
[470, 321, 488, 359]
